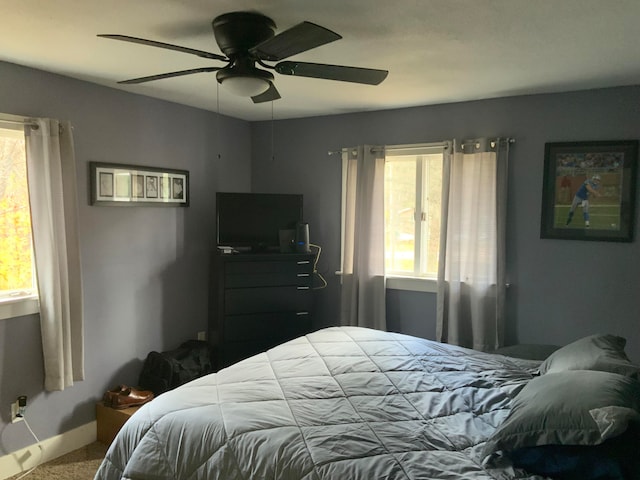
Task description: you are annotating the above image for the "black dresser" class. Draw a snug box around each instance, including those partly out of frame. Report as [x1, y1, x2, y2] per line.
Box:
[210, 252, 315, 368]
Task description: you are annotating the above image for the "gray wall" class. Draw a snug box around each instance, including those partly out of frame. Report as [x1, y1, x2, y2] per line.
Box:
[250, 86, 640, 363]
[0, 61, 251, 453]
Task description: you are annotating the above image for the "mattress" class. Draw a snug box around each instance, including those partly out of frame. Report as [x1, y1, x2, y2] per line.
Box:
[95, 326, 543, 479]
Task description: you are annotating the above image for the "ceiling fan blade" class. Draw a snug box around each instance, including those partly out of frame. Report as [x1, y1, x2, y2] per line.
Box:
[252, 83, 281, 103]
[275, 61, 388, 85]
[118, 67, 220, 84]
[98, 34, 227, 61]
[251, 22, 341, 61]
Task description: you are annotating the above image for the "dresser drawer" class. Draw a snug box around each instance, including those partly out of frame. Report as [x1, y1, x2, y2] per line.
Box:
[225, 259, 312, 275]
[225, 260, 313, 287]
[225, 286, 312, 315]
[225, 271, 312, 288]
[224, 311, 312, 342]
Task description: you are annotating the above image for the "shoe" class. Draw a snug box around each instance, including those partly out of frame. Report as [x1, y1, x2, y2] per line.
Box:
[102, 385, 127, 407]
[110, 386, 154, 409]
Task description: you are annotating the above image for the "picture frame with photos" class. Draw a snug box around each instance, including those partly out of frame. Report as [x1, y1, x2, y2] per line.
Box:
[90, 162, 189, 207]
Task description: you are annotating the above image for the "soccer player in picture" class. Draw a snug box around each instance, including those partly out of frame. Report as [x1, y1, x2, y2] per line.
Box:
[565, 174, 601, 227]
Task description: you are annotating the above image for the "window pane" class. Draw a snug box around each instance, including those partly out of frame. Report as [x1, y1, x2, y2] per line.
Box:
[385, 157, 416, 273]
[421, 154, 443, 276]
[384, 147, 443, 279]
[0, 127, 34, 296]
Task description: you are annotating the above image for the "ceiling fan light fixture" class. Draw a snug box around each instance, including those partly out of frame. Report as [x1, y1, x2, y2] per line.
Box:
[220, 76, 271, 97]
[216, 57, 274, 97]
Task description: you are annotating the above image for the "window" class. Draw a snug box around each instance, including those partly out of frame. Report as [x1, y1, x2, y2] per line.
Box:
[340, 143, 445, 292]
[384, 144, 444, 280]
[0, 123, 39, 319]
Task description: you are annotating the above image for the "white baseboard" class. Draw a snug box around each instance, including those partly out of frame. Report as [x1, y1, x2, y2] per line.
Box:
[0, 420, 97, 480]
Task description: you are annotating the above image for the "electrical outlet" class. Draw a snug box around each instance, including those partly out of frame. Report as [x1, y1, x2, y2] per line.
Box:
[11, 401, 23, 423]
[197, 331, 206, 341]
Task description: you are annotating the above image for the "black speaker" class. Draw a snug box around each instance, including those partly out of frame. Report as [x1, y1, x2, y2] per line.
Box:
[295, 222, 310, 253]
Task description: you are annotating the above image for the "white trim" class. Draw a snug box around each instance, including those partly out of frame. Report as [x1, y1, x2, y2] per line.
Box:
[0, 113, 30, 132]
[0, 295, 39, 321]
[0, 421, 97, 479]
[334, 273, 438, 294]
[386, 276, 438, 293]
[385, 142, 447, 156]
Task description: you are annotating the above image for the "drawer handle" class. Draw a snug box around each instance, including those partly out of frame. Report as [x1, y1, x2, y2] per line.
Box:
[297, 286, 310, 290]
[296, 311, 309, 316]
[297, 273, 310, 277]
[297, 261, 310, 265]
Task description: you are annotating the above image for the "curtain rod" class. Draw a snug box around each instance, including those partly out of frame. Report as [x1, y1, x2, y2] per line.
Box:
[0, 118, 39, 129]
[469, 138, 516, 143]
[0, 118, 69, 134]
[327, 146, 387, 156]
[328, 138, 515, 156]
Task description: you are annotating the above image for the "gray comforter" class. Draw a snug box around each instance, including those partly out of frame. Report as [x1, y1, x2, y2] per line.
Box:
[95, 327, 544, 479]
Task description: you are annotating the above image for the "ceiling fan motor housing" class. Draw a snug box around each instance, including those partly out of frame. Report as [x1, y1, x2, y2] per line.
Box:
[212, 12, 276, 57]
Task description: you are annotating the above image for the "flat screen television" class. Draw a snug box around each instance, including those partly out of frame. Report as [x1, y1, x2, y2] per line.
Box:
[216, 192, 303, 252]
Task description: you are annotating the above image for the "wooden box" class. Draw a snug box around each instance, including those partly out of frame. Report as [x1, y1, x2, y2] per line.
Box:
[96, 402, 141, 445]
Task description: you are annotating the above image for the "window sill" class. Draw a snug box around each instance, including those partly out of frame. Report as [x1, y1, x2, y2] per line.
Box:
[334, 272, 438, 293]
[386, 276, 437, 293]
[0, 295, 40, 321]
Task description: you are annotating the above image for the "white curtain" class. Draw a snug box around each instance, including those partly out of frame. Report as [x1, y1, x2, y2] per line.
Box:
[340, 145, 386, 330]
[25, 118, 84, 391]
[436, 138, 510, 351]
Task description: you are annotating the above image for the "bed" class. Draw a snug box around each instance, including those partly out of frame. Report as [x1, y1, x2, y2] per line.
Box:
[94, 327, 640, 480]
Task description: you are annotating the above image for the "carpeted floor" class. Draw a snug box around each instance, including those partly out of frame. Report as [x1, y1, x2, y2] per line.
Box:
[6, 441, 107, 480]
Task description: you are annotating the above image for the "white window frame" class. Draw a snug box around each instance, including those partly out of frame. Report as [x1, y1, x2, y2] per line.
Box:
[0, 119, 40, 320]
[384, 143, 445, 293]
[0, 294, 40, 320]
[339, 143, 445, 293]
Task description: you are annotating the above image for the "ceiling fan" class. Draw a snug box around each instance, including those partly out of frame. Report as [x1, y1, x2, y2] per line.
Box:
[98, 11, 389, 103]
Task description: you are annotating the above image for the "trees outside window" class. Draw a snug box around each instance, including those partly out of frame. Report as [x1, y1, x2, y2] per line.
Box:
[0, 126, 36, 300]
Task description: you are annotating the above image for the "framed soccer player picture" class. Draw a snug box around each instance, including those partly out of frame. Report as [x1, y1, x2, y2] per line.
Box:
[540, 140, 638, 242]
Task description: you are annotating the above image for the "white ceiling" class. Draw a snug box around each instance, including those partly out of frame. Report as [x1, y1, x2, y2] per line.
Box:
[3, 0, 640, 122]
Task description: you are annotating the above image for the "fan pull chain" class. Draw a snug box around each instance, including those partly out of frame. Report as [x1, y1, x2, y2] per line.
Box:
[271, 101, 275, 162]
[216, 82, 221, 160]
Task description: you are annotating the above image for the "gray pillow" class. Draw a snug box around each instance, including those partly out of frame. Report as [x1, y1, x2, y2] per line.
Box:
[539, 334, 640, 378]
[482, 370, 640, 458]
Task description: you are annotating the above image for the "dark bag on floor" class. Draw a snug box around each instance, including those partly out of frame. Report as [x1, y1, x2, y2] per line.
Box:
[138, 340, 214, 396]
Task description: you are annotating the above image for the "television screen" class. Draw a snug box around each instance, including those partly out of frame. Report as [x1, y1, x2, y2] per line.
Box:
[216, 192, 303, 251]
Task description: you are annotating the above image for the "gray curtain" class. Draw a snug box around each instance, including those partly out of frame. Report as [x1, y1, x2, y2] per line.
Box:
[436, 138, 510, 351]
[340, 145, 386, 330]
[25, 118, 84, 391]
